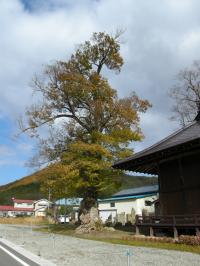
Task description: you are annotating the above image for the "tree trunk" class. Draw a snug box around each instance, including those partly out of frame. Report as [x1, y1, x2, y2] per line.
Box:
[76, 193, 103, 233]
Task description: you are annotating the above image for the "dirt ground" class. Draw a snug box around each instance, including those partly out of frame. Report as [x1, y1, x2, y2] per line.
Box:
[0, 224, 200, 266]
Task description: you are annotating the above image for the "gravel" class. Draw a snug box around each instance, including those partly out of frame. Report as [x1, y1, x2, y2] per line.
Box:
[0, 224, 200, 266]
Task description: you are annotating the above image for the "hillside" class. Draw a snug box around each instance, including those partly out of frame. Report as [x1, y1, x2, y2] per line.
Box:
[0, 169, 48, 205]
[0, 171, 157, 205]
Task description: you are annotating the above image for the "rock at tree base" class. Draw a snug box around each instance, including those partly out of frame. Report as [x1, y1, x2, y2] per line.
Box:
[75, 207, 103, 234]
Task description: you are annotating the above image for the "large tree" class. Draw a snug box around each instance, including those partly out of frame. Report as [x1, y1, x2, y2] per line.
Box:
[20, 32, 151, 229]
[170, 60, 200, 126]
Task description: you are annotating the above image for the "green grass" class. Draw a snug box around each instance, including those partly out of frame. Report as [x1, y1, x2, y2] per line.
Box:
[87, 238, 200, 254]
[0, 216, 52, 225]
[39, 224, 78, 236]
[38, 224, 200, 255]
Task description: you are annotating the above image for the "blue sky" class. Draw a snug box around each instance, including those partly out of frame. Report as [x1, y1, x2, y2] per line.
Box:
[0, 116, 36, 184]
[1, 0, 200, 185]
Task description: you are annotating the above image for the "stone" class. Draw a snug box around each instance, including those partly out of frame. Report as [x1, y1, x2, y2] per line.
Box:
[104, 226, 115, 232]
[75, 207, 103, 234]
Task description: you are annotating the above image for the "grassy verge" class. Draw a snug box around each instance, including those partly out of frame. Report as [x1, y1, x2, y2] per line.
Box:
[38, 224, 200, 255]
[0, 217, 52, 225]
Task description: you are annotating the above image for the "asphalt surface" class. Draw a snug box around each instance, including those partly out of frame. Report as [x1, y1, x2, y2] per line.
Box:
[0, 241, 40, 266]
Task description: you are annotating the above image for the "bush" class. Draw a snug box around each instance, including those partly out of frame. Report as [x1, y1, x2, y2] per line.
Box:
[114, 222, 122, 228]
[178, 235, 200, 246]
[105, 221, 113, 227]
[125, 221, 133, 227]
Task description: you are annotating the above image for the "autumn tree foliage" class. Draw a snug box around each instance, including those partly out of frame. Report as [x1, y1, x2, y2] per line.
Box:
[170, 60, 200, 126]
[21, 32, 151, 214]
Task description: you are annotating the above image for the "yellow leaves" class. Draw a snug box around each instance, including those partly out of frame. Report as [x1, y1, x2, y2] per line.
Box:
[117, 149, 133, 159]
[91, 32, 124, 72]
[109, 128, 142, 143]
[130, 93, 152, 113]
[91, 128, 142, 147]
[68, 141, 112, 160]
[40, 163, 80, 199]
[23, 31, 153, 201]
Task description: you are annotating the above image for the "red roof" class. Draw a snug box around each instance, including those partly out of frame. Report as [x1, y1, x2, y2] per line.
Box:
[12, 199, 34, 203]
[0, 205, 34, 212]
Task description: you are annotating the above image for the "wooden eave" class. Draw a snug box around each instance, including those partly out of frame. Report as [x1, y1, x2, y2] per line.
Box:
[113, 139, 200, 174]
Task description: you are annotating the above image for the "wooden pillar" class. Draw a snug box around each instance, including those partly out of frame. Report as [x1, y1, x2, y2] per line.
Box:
[135, 226, 140, 235]
[173, 227, 178, 238]
[150, 226, 154, 237]
[196, 228, 200, 236]
[157, 162, 163, 215]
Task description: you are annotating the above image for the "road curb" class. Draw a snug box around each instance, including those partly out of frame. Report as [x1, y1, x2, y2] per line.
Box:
[0, 238, 57, 266]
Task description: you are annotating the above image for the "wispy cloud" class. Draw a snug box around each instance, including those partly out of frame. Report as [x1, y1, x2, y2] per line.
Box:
[0, 159, 25, 167]
[0, 145, 15, 157]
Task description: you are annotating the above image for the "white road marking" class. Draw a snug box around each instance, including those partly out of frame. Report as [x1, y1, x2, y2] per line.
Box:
[0, 244, 31, 266]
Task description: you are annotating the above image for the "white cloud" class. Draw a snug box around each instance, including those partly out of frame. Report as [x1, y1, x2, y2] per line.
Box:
[0, 159, 25, 167]
[1, 0, 200, 155]
[0, 141, 34, 167]
[16, 142, 34, 152]
[0, 145, 15, 157]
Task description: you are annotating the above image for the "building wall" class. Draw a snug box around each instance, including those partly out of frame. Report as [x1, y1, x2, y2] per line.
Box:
[0, 210, 33, 217]
[98, 195, 157, 223]
[34, 199, 50, 217]
[159, 151, 200, 215]
[14, 202, 34, 209]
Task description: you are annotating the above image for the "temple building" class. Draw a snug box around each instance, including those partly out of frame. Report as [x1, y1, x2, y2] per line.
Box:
[113, 114, 200, 236]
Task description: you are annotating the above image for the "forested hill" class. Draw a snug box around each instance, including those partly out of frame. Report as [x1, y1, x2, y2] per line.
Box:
[0, 169, 47, 205]
[0, 171, 157, 205]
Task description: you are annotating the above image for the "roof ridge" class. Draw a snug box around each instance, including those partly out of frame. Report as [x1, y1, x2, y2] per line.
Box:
[114, 184, 158, 192]
[113, 184, 158, 196]
[114, 120, 196, 165]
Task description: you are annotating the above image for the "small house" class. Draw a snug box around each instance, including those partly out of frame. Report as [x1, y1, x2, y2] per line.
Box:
[13, 198, 34, 209]
[34, 199, 51, 217]
[0, 205, 34, 217]
[98, 185, 158, 224]
[0, 198, 51, 218]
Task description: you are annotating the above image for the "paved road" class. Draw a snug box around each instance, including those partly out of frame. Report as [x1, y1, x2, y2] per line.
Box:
[0, 242, 40, 266]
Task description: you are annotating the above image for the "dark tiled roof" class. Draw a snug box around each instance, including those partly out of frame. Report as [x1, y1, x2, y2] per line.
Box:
[112, 185, 158, 198]
[113, 120, 200, 172]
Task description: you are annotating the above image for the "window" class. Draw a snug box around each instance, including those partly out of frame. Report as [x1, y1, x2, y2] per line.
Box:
[110, 202, 115, 207]
[145, 200, 152, 206]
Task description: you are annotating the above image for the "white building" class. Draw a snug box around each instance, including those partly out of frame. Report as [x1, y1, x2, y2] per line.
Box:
[56, 198, 82, 221]
[13, 198, 34, 209]
[34, 199, 51, 217]
[0, 198, 51, 217]
[98, 185, 158, 224]
[0, 205, 34, 217]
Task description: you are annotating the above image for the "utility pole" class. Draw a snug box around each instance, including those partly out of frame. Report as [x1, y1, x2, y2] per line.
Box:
[48, 187, 51, 212]
[48, 187, 51, 202]
[64, 198, 67, 224]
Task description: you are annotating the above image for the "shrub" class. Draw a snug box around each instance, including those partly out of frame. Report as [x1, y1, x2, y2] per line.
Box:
[114, 222, 122, 228]
[178, 235, 200, 246]
[125, 221, 133, 227]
